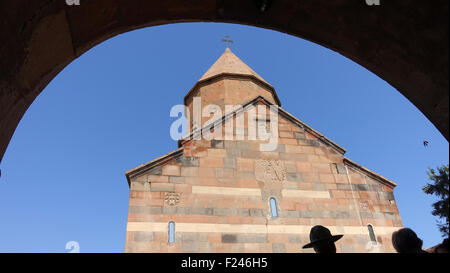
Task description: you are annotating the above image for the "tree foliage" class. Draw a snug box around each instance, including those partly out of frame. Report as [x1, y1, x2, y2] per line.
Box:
[423, 165, 449, 237]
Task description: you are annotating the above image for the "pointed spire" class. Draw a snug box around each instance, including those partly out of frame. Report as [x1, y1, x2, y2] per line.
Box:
[198, 48, 270, 86]
[184, 47, 281, 109]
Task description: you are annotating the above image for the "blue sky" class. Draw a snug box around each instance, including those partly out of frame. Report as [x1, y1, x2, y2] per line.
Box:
[0, 22, 448, 252]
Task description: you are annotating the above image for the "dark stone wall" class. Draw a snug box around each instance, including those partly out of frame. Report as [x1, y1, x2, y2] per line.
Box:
[0, 0, 448, 163]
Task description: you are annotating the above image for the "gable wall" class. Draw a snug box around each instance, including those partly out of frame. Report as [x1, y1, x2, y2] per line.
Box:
[125, 110, 402, 253]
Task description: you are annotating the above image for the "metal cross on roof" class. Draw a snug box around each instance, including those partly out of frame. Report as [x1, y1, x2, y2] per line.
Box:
[221, 35, 233, 48]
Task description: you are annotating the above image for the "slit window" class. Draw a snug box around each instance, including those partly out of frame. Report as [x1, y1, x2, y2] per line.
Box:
[169, 221, 175, 243]
[270, 197, 278, 218]
[368, 224, 376, 242]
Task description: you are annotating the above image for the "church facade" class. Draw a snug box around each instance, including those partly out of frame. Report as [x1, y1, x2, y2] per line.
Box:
[124, 48, 403, 253]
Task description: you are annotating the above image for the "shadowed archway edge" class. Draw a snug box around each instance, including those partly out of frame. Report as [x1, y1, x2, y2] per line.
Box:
[0, 0, 448, 164]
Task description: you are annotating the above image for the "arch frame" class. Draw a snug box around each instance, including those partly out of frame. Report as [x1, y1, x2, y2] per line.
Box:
[0, 0, 448, 164]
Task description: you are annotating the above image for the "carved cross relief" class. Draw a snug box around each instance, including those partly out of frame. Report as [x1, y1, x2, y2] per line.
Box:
[255, 160, 287, 183]
[164, 192, 180, 206]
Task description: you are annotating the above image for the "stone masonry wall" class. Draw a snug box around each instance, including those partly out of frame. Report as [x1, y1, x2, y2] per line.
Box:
[125, 107, 402, 253]
[185, 78, 278, 132]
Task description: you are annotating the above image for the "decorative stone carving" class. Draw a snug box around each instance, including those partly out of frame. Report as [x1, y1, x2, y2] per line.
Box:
[359, 201, 369, 211]
[255, 160, 287, 183]
[164, 192, 180, 206]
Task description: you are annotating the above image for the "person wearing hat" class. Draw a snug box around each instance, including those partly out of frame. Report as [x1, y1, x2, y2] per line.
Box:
[302, 225, 344, 253]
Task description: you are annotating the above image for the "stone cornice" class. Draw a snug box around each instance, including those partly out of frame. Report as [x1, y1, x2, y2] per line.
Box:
[343, 157, 397, 188]
[125, 148, 183, 186]
[127, 95, 397, 190]
[183, 73, 282, 106]
[178, 95, 346, 155]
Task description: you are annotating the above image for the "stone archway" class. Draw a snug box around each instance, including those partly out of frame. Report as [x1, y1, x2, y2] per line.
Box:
[0, 0, 448, 163]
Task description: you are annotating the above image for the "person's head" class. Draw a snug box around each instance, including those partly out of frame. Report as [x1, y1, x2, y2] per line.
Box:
[312, 240, 337, 253]
[392, 228, 424, 253]
[302, 225, 343, 253]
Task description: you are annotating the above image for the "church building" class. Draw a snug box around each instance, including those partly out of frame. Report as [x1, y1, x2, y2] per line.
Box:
[124, 48, 403, 253]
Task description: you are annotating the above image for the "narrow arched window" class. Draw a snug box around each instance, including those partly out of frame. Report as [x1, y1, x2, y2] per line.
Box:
[269, 197, 278, 218]
[368, 224, 376, 242]
[169, 221, 175, 243]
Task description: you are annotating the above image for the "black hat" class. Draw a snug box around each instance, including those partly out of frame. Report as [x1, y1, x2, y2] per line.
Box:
[302, 225, 343, 249]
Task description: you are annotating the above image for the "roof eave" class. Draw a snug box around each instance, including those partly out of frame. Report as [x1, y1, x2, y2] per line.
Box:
[183, 73, 281, 107]
[125, 148, 183, 187]
[177, 95, 346, 155]
[343, 157, 397, 188]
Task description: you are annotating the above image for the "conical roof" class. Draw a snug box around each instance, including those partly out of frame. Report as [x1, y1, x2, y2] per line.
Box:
[199, 48, 270, 86]
[184, 47, 281, 107]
